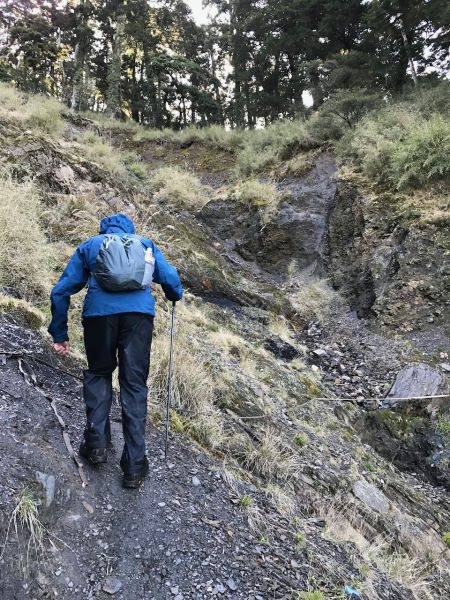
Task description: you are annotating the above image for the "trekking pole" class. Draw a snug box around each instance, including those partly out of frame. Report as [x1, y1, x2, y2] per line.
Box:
[165, 301, 176, 460]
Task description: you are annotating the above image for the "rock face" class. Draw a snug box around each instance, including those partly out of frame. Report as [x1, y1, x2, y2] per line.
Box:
[326, 178, 450, 333]
[200, 157, 337, 281]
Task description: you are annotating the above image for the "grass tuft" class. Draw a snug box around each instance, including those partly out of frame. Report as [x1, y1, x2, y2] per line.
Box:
[293, 280, 337, 322]
[0, 178, 55, 299]
[0, 82, 64, 139]
[236, 428, 296, 480]
[150, 166, 211, 209]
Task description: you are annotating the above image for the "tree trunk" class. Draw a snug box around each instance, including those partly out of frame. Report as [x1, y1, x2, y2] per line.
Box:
[400, 19, 418, 86]
[71, 43, 81, 111]
[106, 13, 124, 119]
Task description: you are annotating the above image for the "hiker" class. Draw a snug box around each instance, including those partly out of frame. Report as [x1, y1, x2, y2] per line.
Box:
[48, 213, 182, 488]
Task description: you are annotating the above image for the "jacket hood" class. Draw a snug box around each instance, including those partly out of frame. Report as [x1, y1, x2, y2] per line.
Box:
[99, 214, 136, 235]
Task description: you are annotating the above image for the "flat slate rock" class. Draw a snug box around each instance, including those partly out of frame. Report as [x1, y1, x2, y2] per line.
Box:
[384, 363, 443, 411]
[353, 480, 389, 513]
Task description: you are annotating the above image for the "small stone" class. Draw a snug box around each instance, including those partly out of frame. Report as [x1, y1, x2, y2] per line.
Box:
[227, 579, 237, 591]
[103, 577, 122, 595]
[55, 570, 62, 577]
[192, 476, 201, 486]
[313, 349, 327, 357]
[215, 584, 226, 594]
[36, 472, 56, 507]
[291, 560, 299, 569]
[171, 587, 179, 594]
[158, 502, 166, 507]
[82, 501, 94, 514]
[311, 365, 319, 372]
[440, 363, 450, 372]
[174, 595, 183, 600]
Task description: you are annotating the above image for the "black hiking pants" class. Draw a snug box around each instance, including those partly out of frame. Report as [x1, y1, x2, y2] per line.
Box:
[82, 312, 154, 473]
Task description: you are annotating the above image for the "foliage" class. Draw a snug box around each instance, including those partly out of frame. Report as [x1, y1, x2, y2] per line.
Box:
[237, 495, 253, 507]
[319, 88, 383, 128]
[337, 87, 450, 190]
[236, 120, 316, 176]
[0, 0, 448, 130]
[435, 415, 450, 440]
[0, 178, 55, 299]
[442, 532, 450, 547]
[150, 166, 211, 208]
[294, 432, 308, 447]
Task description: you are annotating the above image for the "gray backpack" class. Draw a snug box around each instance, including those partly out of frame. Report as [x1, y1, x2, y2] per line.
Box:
[93, 234, 155, 292]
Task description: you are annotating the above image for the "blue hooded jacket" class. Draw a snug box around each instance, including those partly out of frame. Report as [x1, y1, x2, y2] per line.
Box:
[48, 214, 183, 343]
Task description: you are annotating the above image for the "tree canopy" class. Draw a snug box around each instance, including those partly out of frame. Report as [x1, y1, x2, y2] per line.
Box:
[0, 0, 448, 128]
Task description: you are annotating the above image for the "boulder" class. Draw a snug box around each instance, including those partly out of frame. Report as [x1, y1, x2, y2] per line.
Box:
[384, 363, 446, 414]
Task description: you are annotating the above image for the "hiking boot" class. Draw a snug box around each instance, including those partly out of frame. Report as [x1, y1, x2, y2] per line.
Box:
[79, 442, 107, 464]
[122, 456, 149, 489]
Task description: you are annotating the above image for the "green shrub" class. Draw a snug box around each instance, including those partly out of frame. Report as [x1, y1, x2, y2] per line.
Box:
[294, 432, 308, 447]
[442, 532, 450, 547]
[237, 494, 253, 507]
[435, 415, 450, 440]
[336, 92, 450, 190]
[319, 88, 383, 129]
[128, 162, 147, 179]
[236, 119, 317, 176]
[391, 114, 450, 189]
[150, 166, 211, 208]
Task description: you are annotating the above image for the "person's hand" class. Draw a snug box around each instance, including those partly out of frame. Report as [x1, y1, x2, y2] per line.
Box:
[54, 341, 70, 357]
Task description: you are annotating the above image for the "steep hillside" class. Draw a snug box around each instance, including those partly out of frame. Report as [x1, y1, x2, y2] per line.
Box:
[1, 84, 450, 600]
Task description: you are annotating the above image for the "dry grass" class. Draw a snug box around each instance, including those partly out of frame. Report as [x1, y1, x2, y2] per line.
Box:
[269, 314, 293, 342]
[320, 500, 439, 598]
[150, 166, 211, 209]
[147, 330, 213, 417]
[76, 131, 125, 176]
[0, 82, 64, 139]
[188, 416, 225, 452]
[292, 279, 338, 322]
[1, 488, 44, 574]
[235, 428, 297, 480]
[231, 179, 278, 209]
[208, 330, 249, 361]
[0, 178, 55, 299]
[284, 154, 315, 177]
